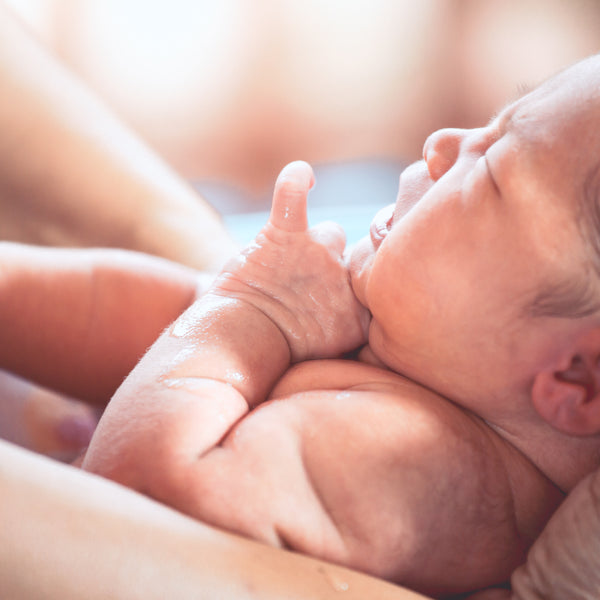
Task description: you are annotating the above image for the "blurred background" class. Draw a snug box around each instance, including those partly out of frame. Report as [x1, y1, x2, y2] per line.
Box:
[5, 0, 600, 235]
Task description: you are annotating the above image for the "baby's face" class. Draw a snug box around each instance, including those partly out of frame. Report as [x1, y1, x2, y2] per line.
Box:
[350, 55, 600, 410]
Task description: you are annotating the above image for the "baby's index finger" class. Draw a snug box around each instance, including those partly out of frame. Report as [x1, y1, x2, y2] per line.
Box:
[269, 161, 314, 232]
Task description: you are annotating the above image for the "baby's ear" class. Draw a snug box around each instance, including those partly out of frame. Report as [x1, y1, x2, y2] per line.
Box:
[532, 332, 600, 436]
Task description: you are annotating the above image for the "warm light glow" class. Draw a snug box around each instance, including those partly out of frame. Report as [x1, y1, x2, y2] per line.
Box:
[4, 0, 55, 44]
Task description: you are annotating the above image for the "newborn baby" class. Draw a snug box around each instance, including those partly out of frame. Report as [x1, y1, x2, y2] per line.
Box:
[83, 55, 600, 597]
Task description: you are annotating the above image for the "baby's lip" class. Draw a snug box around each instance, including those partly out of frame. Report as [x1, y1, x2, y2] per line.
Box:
[368, 161, 432, 250]
[369, 204, 395, 249]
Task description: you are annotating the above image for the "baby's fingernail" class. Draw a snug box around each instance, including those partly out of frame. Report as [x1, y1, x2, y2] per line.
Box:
[57, 415, 96, 447]
[278, 161, 314, 190]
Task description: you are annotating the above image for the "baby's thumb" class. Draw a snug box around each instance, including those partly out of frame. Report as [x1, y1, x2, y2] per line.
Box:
[269, 161, 314, 232]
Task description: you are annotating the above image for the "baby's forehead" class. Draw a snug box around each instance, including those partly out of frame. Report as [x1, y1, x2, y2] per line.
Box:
[498, 60, 600, 184]
[512, 57, 600, 131]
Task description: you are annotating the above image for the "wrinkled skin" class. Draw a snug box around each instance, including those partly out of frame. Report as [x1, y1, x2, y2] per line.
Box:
[510, 467, 600, 599]
[463, 467, 600, 599]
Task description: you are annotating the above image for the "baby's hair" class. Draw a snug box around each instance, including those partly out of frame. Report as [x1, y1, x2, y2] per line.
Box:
[486, 83, 534, 127]
[527, 274, 600, 320]
[527, 57, 600, 322]
[578, 159, 600, 311]
[525, 164, 600, 321]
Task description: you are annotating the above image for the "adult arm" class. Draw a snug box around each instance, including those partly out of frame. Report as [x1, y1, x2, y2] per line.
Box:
[0, 439, 429, 600]
[0, 242, 206, 405]
[0, 2, 237, 271]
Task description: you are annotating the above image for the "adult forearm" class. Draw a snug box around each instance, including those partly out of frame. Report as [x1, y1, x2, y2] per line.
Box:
[0, 243, 199, 403]
[1, 440, 426, 600]
[0, 4, 237, 271]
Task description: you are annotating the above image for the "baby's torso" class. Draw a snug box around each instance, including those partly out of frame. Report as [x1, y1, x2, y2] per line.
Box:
[167, 359, 564, 595]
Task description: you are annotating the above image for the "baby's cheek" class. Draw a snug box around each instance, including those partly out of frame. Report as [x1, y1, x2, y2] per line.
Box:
[348, 237, 375, 308]
[362, 323, 390, 367]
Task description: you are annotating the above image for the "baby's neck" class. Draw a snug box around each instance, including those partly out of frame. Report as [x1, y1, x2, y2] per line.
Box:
[358, 343, 598, 493]
[488, 418, 599, 493]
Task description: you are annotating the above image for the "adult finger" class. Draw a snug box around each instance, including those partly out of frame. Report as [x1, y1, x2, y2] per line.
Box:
[0, 369, 97, 462]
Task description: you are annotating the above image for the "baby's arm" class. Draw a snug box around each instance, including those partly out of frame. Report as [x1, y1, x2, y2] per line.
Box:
[82, 161, 369, 493]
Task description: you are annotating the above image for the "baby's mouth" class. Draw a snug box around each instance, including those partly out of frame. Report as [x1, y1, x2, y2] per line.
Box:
[368, 161, 432, 250]
[369, 204, 395, 249]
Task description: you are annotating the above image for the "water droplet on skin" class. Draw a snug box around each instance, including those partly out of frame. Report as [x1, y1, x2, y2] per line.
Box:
[331, 577, 350, 592]
[169, 297, 227, 339]
[225, 369, 245, 385]
[170, 312, 201, 338]
[161, 377, 186, 389]
[318, 567, 350, 593]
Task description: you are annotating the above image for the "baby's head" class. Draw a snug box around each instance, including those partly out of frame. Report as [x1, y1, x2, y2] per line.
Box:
[350, 54, 600, 467]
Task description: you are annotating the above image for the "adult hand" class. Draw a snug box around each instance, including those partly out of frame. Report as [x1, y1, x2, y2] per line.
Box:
[0, 243, 208, 459]
[0, 3, 237, 271]
[0, 368, 99, 463]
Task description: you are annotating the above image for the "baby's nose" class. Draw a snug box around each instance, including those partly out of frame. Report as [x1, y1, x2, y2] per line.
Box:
[422, 128, 464, 181]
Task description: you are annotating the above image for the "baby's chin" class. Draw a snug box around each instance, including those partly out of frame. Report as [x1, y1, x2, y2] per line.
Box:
[357, 343, 389, 369]
[347, 235, 375, 308]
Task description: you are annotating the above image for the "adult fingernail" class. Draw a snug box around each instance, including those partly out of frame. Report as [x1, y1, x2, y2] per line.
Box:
[57, 415, 96, 447]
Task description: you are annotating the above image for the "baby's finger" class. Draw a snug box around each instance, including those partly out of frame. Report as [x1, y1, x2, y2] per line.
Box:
[269, 161, 314, 232]
[310, 220, 347, 258]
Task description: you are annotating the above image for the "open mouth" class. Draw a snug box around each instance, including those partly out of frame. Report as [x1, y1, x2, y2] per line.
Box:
[369, 204, 395, 249]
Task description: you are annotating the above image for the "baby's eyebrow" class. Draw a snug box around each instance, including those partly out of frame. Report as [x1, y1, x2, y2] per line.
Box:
[515, 81, 534, 99]
[486, 82, 533, 128]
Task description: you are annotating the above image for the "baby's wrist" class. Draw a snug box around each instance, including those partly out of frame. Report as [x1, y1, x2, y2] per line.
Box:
[207, 268, 316, 361]
[169, 292, 292, 406]
[207, 288, 295, 354]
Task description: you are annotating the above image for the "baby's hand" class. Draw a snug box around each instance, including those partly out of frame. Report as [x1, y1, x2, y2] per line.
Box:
[211, 161, 370, 362]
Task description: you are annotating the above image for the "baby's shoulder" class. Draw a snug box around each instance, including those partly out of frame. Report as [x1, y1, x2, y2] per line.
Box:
[269, 357, 424, 398]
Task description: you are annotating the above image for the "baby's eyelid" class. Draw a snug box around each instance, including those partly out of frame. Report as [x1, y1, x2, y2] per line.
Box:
[486, 121, 503, 146]
[494, 105, 518, 138]
[485, 154, 501, 195]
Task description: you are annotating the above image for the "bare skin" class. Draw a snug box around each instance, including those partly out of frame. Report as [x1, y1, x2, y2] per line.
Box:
[84, 57, 600, 597]
[0, 439, 429, 600]
[0, 4, 237, 270]
[83, 162, 562, 597]
[0, 243, 210, 459]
